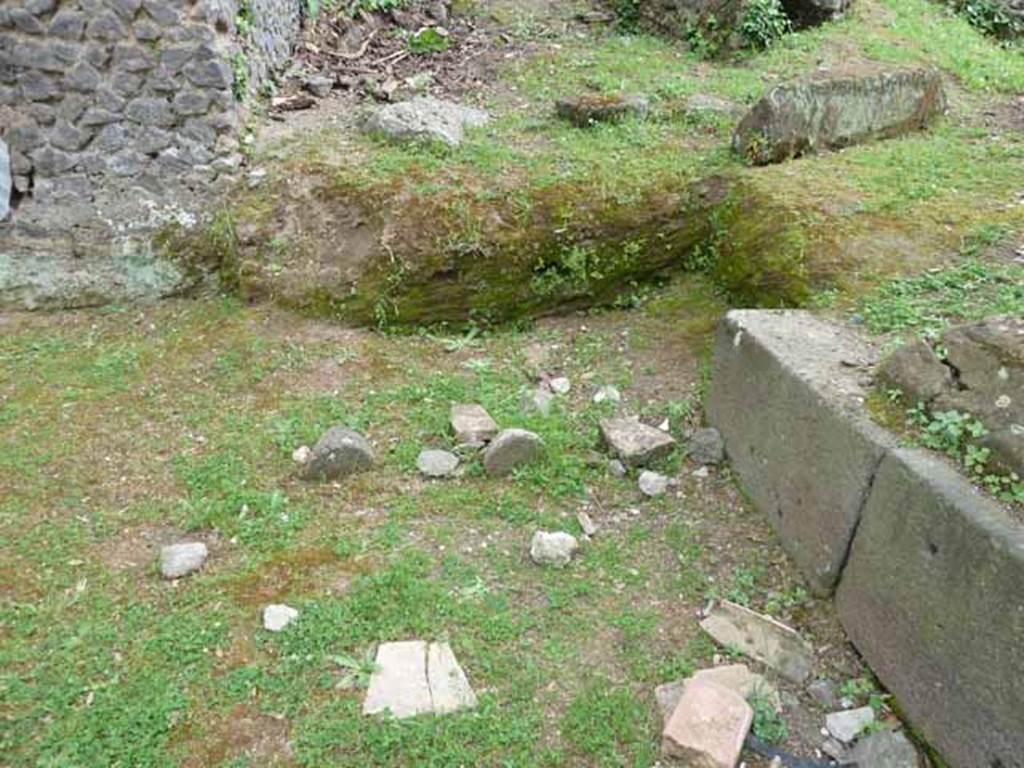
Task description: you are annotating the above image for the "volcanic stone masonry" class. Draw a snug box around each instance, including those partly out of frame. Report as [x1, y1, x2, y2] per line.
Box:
[0, 0, 303, 308]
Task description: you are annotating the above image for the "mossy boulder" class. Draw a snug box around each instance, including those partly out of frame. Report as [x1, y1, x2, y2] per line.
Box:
[733, 67, 947, 165]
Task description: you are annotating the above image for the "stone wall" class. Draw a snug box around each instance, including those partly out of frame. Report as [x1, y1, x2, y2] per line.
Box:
[0, 0, 303, 309]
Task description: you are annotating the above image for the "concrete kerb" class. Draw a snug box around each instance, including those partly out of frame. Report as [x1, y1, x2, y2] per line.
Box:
[707, 309, 1024, 768]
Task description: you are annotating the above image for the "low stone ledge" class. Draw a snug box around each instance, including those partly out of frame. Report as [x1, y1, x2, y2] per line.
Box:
[706, 309, 894, 595]
[836, 448, 1024, 768]
[708, 309, 1024, 768]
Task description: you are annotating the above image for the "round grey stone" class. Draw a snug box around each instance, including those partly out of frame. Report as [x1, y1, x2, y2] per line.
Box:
[304, 426, 374, 481]
[482, 428, 544, 477]
[638, 470, 669, 497]
[530, 531, 579, 568]
[160, 541, 208, 579]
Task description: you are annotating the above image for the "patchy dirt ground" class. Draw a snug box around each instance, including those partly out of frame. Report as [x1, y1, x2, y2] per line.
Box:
[0, 276, 919, 766]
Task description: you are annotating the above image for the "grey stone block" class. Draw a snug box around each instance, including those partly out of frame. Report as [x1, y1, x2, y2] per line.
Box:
[20, 70, 60, 101]
[64, 62, 101, 92]
[108, 0, 143, 20]
[50, 120, 92, 151]
[29, 146, 77, 174]
[49, 10, 86, 39]
[172, 89, 211, 116]
[125, 97, 174, 127]
[86, 10, 128, 40]
[10, 9, 45, 34]
[836, 448, 1024, 768]
[113, 43, 155, 73]
[79, 108, 122, 127]
[182, 59, 232, 88]
[707, 310, 894, 594]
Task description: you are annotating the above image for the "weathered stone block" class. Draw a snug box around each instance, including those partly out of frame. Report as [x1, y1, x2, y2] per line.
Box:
[836, 448, 1024, 768]
[172, 89, 211, 116]
[125, 96, 175, 127]
[733, 67, 946, 165]
[86, 10, 129, 40]
[49, 10, 86, 39]
[64, 62, 101, 92]
[20, 70, 60, 101]
[182, 58, 232, 89]
[706, 310, 894, 593]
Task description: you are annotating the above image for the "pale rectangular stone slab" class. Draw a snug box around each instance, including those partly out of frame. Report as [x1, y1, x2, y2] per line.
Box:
[427, 642, 477, 714]
[450, 404, 499, 444]
[363, 640, 432, 719]
[700, 601, 815, 684]
[662, 677, 753, 767]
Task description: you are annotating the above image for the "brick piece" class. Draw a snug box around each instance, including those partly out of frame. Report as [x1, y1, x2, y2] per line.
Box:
[662, 678, 752, 767]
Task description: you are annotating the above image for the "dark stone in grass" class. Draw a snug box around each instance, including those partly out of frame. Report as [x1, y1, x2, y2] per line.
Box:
[733, 67, 946, 165]
[556, 94, 649, 127]
[304, 427, 374, 481]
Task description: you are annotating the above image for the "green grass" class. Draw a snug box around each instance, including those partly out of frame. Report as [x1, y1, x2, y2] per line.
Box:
[857, 257, 1024, 336]
[1, 280, 834, 766]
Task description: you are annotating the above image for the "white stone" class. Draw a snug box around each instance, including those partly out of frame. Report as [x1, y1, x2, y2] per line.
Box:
[427, 642, 478, 714]
[550, 376, 571, 395]
[364, 97, 490, 148]
[826, 706, 875, 743]
[576, 510, 598, 537]
[292, 445, 311, 464]
[639, 470, 670, 497]
[530, 531, 579, 567]
[263, 604, 299, 632]
[160, 542, 208, 579]
[364, 641, 434, 718]
[363, 640, 477, 719]
[593, 385, 622, 405]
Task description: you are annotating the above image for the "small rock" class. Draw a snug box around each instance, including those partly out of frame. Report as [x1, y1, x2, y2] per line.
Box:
[639, 470, 669, 497]
[556, 93, 650, 127]
[692, 465, 710, 479]
[662, 676, 753, 766]
[263, 603, 299, 632]
[600, 417, 677, 467]
[549, 376, 571, 395]
[160, 542, 207, 579]
[821, 736, 848, 761]
[417, 449, 459, 478]
[521, 387, 554, 416]
[304, 74, 334, 98]
[304, 427, 374, 481]
[807, 678, 840, 709]
[364, 96, 489, 148]
[292, 445, 311, 464]
[576, 510, 598, 537]
[687, 427, 725, 465]
[593, 385, 622, 405]
[847, 728, 921, 767]
[482, 428, 544, 476]
[700, 600, 815, 684]
[451, 404, 499, 444]
[608, 459, 627, 477]
[826, 705, 875, 743]
[530, 531, 579, 567]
